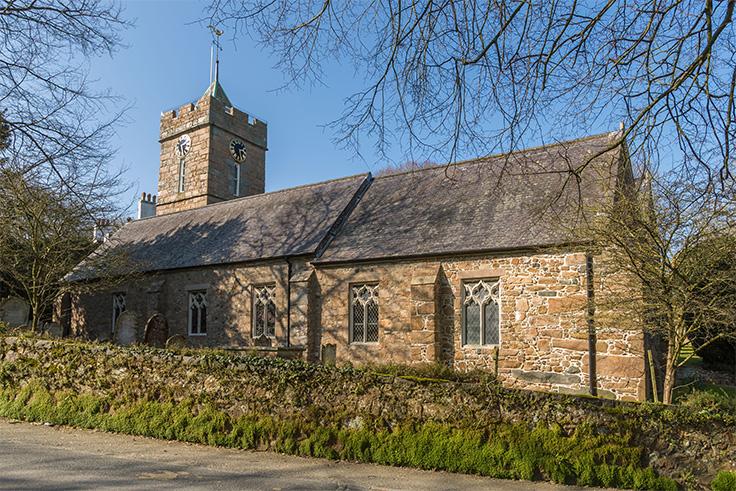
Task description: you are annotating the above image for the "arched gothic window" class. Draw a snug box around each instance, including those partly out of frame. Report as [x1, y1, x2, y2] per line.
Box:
[350, 284, 379, 343]
[462, 279, 500, 346]
[253, 285, 276, 338]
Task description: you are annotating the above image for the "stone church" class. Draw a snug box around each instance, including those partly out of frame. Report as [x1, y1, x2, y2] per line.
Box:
[64, 78, 653, 401]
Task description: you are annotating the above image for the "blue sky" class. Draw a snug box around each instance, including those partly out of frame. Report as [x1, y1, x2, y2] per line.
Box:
[90, 0, 397, 211]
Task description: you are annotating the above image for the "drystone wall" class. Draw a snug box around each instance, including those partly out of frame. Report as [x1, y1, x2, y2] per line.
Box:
[0, 336, 732, 488]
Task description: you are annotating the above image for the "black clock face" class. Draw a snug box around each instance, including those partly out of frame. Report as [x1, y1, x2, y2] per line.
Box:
[230, 139, 247, 162]
[176, 134, 191, 157]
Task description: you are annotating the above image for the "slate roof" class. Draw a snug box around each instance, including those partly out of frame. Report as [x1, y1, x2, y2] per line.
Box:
[67, 174, 369, 281]
[316, 132, 626, 263]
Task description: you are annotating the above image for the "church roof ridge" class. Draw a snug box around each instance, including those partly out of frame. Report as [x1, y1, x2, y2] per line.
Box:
[316, 130, 628, 264]
[372, 130, 622, 182]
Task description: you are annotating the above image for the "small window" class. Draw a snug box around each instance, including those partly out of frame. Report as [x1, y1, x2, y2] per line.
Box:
[178, 157, 186, 193]
[188, 290, 207, 336]
[230, 161, 241, 196]
[252, 285, 276, 338]
[350, 284, 379, 343]
[462, 279, 500, 346]
[112, 292, 126, 331]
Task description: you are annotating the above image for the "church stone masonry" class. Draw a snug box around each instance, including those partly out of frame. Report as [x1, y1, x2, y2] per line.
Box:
[157, 81, 266, 215]
[63, 80, 653, 402]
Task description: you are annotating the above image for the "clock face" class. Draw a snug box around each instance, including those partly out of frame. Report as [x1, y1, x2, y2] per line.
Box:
[230, 138, 247, 162]
[175, 134, 191, 158]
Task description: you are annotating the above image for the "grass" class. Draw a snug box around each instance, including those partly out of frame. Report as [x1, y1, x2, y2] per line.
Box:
[678, 343, 704, 369]
[712, 471, 736, 491]
[0, 381, 678, 491]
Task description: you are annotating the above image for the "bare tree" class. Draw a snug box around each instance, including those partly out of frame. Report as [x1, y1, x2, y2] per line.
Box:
[207, 0, 736, 188]
[0, 1, 134, 330]
[588, 168, 736, 404]
[0, 169, 96, 331]
[0, 0, 130, 216]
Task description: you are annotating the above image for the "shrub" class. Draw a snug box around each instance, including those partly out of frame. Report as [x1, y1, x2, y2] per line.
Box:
[676, 384, 736, 417]
[712, 471, 736, 491]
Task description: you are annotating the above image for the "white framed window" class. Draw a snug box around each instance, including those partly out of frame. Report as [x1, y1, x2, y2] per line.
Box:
[462, 279, 500, 346]
[188, 290, 207, 336]
[349, 284, 379, 343]
[230, 161, 241, 196]
[252, 285, 276, 338]
[178, 157, 186, 193]
[111, 292, 126, 332]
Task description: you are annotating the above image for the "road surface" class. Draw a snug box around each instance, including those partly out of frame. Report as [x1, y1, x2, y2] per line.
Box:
[0, 418, 597, 490]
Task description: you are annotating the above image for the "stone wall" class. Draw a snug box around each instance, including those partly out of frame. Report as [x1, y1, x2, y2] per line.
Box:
[70, 258, 310, 350]
[0, 336, 732, 488]
[315, 249, 646, 401]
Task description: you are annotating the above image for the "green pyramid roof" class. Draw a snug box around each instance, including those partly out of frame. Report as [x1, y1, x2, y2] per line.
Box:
[200, 79, 232, 106]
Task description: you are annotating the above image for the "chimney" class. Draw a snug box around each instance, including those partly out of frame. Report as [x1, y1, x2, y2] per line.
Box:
[93, 219, 114, 243]
[137, 192, 157, 220]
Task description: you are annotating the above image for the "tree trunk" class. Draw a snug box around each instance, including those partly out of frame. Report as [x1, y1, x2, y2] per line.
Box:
[662, 337, 678, 405]
[662, 365, 676, 404]
[29, 298, 40, 333]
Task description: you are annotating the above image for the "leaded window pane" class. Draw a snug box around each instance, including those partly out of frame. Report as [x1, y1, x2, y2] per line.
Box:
[199, 304, 207, 334]
[190, 304, 198, 333]
[366, 300, 379, 342]
[350, 284, 379, 343]
[462, 279, 500, 346]
[112, 293, 126, 331]
[484, 301, 500, 345]
[254, 303, 264, 337]
[352, 301, 364, 342]
[266, 301, 276, 337]
[464, 303, 481, 345]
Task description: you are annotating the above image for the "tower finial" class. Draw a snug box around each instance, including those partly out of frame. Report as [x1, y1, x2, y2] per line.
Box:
[207, 25, 224, 86]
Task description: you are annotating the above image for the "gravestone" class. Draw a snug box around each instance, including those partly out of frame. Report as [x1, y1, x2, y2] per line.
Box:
[113, 311, 138, 346]
[144, 313, 168, 348]
[43, 322, 63, 338]
[0, 297, 30, 328]
[165, 334, 187, 349]
[321, 344, 337, 365]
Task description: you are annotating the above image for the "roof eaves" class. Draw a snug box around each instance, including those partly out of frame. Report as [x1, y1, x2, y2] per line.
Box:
[313, 240, 595, 266]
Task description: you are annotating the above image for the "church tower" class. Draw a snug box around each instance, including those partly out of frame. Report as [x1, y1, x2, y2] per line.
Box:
[156, 78, 267, 215]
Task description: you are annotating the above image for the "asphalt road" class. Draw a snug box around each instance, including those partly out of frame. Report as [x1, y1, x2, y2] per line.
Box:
[0, 418, 597, 490]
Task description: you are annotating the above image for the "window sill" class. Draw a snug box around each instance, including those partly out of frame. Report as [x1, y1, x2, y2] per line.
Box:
[188, 333, 207, 337]
[461, 344, 500, 349]
[349, 342, 379, 346]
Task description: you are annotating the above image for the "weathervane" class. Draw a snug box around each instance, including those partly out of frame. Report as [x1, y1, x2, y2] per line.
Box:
[208, 25, 224, 84]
